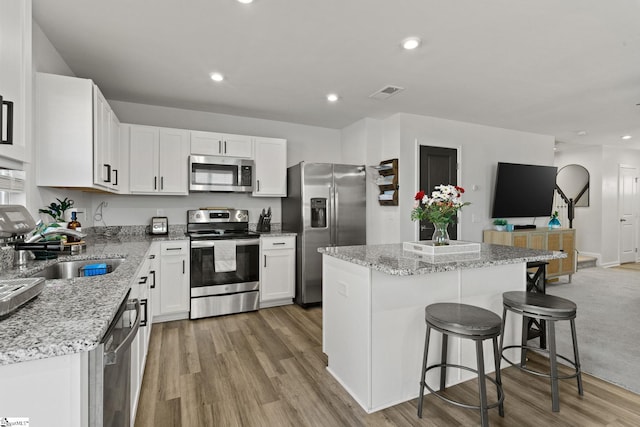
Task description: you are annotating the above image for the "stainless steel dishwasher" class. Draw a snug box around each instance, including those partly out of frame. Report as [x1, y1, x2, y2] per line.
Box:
[88, 291, 140, 427]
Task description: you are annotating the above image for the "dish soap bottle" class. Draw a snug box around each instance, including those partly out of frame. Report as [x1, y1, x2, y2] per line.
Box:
[67, 211, 82, 243]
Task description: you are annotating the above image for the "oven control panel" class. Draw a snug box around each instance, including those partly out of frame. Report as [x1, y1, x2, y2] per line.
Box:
[187, 209, 249, 224]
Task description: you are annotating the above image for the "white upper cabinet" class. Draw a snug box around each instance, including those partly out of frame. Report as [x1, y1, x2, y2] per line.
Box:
[93, 86, 121, 191]
[128, 124, 190, 195]
[253, 137, 287, 197]
[190, 131, 252, 158]
[35, 72, 119, 192]
[0, 0, 31, 163]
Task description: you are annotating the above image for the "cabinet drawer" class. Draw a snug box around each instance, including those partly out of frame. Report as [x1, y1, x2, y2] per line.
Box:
[261, 236, 295, 250]
[160, 241, 189, 256]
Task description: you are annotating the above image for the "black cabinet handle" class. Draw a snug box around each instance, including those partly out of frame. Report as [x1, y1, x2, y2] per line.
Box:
[149, 270, 156, 288]
[103, 164, 111, 183]
[112, 169, 118, 186]
[154, 176, 157, 190]
[264, 255, 267, 268]
[140, 298, 148, 327]
[138, 276, 148, 285]
[161, 176, 164, 190]
[182, 260, 185, 274]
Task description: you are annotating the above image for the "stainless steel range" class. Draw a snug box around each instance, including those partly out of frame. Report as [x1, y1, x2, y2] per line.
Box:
[187, 209, 260, 319]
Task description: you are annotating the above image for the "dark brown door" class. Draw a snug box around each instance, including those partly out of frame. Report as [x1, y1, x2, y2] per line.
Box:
[419, 146, 458, 240]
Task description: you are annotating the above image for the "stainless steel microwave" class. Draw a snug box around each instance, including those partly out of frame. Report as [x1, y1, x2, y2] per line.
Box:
[189, 155, 254, 192]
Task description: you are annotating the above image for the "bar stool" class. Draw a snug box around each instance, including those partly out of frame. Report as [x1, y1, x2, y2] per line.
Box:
[417, 303, 504, 426]
[499, 291, 583, 412]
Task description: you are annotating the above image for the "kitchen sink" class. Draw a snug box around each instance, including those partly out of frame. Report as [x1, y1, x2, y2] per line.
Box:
[30, 258, 125, 280]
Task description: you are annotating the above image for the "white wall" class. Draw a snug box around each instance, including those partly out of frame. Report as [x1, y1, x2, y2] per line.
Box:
[554, 145, 603, 260]
[555, 144, 640, 266]
[395, 113, 555, 243]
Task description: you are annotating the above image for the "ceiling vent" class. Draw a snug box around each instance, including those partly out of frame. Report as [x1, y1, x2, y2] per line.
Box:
[369, 85, 404, 100]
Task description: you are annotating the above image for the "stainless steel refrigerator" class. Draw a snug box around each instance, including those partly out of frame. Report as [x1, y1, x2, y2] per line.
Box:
[282, 162, 366, 306]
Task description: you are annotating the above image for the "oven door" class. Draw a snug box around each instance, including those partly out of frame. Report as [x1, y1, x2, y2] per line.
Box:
[190, 238, 260, 291]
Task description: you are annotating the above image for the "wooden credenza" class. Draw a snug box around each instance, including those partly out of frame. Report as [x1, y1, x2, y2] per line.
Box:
[483, 228, 576, 280]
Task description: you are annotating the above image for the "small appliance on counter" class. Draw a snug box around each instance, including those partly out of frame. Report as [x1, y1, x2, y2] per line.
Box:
[150, 216, 168, 235]
[256, 207, 271, 232]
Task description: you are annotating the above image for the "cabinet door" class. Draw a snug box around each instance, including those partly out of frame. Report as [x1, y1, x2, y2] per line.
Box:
[547, 232, 561, 276]
[159, 242, 190, 315]
[529, 232, 546, 250]
[93, 86, 112, 188]
[221, 133, 253, 157]
[109, 112, 121, 192]
[561, 231, 576, 275]
[0, 0, 29, 162]
[158, 128, 189, 194]
[253, 137, 287, 197]
[260, 236, 295, 305]
[512, 233, 528, 248]
[190, 130, 252, 157]
[129, 125, 160, 193]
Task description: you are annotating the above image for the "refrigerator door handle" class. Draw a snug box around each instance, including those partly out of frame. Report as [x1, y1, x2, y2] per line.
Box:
[333, 186, 339, 246]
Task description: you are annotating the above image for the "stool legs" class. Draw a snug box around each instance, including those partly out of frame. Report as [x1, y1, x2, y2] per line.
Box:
[440, 334, 448, 391]
[547, 320, 560, 412]
[492, 337, 504, 417]
[475, 340, 489, 426]
[520, 314, 529, 367]
[418, 327, 503, 425]
[417, 325, 432, 418]
[570, 319, 584, 395]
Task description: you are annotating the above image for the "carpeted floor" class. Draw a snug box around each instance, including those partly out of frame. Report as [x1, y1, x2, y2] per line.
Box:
[545, 266, 640, 394]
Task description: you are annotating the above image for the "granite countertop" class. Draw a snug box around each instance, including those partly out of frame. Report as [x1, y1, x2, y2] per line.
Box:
[318, 242, 566, 276]
[0, 232, 187, 366]
[256, 231, 297, 237]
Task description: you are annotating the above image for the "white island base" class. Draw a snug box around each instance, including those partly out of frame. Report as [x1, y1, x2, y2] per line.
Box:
[322, 255, 525, 413]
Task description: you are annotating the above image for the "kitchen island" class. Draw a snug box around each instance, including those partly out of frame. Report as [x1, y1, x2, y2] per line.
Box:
[319, 242, 565, 413]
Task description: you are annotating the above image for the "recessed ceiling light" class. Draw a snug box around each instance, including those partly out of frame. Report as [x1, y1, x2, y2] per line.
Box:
[327, 93, 339, 102]
[210, 72, 224, 82]
[401, 37, 421, 50]
[237, 0, 253, 4]
[621, 135, 632, 140]
[576, 130, 587, 136]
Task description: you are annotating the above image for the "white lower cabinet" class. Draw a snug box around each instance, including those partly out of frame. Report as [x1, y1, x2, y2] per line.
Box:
[154, 241, 190, 322]
[130, 244, 158, 424]
[260, 236, 296, 307]
[0, 352, 87, 426]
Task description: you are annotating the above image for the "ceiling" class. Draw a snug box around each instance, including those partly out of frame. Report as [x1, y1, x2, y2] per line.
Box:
[33, 0, 640, 149]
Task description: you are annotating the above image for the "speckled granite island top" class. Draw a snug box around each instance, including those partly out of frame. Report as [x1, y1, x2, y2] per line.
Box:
[0, 233, 187, 366]
[318, 242, 565, 276]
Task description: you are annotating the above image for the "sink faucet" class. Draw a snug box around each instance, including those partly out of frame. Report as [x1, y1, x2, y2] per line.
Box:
[25, 228, 87, 243]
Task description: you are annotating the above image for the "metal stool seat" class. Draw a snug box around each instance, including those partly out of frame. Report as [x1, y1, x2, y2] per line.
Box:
[499, 291, 583, 412]
[418, 303, 504, 426]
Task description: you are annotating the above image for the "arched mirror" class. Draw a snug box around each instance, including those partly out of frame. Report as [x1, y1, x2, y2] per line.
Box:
[556, 164, 589, 228]
[556, 164, 589, 207]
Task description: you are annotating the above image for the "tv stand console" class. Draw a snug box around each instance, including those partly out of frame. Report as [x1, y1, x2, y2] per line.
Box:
[483, 228, 576, 281]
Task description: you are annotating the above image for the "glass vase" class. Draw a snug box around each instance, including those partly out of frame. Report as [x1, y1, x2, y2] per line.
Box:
[432, 222, 450, 246]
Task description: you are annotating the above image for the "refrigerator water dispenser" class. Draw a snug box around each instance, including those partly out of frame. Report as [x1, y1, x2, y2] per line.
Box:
[310, 198, 327, 228]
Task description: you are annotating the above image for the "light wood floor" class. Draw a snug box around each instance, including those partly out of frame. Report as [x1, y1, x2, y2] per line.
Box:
[135, 305, 640, 427]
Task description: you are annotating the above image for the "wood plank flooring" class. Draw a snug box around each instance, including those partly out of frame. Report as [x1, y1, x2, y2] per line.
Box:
[135, 305, 640, 426]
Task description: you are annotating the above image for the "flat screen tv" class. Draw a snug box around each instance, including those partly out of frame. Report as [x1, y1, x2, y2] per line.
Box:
[491, 162, 558, 218]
